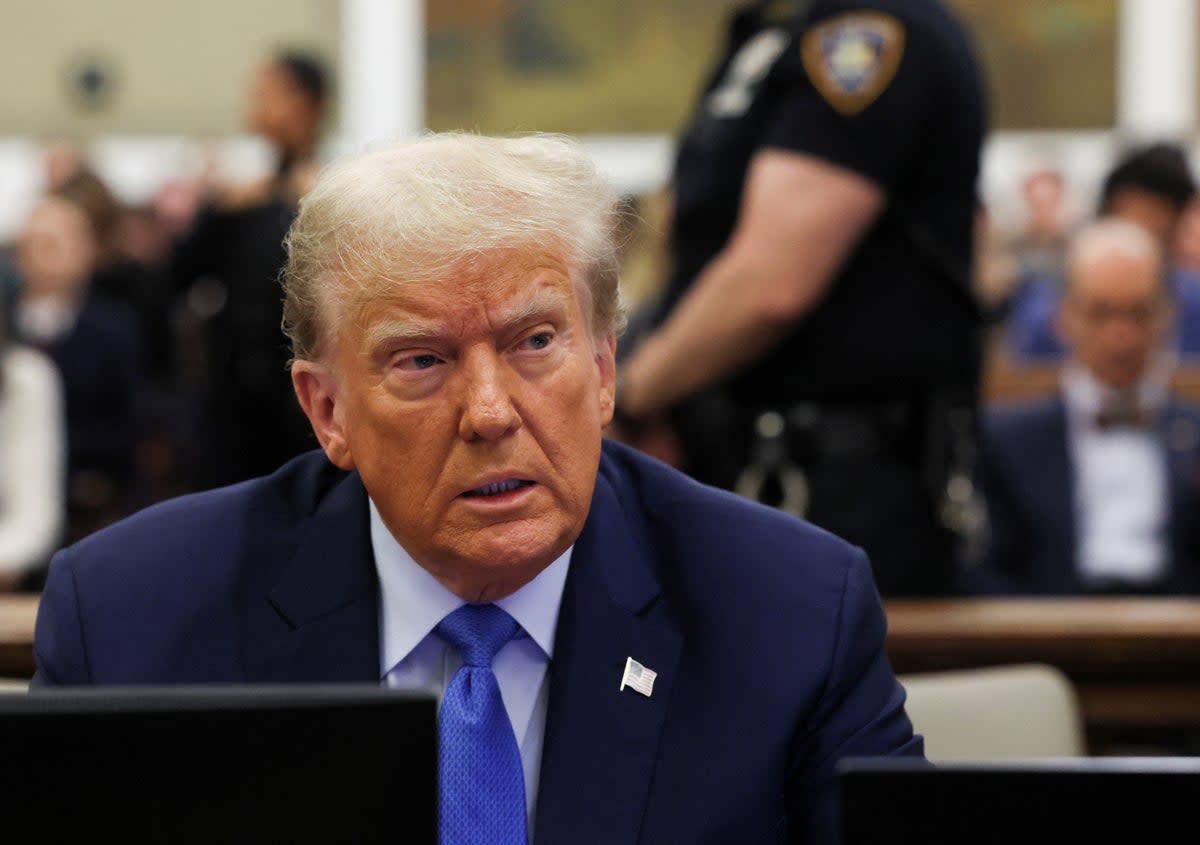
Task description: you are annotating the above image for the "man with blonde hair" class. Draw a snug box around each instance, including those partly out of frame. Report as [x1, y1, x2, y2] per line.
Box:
[33, 133, 922, 843]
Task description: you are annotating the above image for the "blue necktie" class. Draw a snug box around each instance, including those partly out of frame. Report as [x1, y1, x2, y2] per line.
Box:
[436, 603, 527, 845]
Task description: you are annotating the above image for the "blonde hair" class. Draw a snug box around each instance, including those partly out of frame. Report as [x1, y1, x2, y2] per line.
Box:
[282, 132, 627, 363]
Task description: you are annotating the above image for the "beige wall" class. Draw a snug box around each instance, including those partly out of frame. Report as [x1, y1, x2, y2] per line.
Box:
[0, 0, 339, 136]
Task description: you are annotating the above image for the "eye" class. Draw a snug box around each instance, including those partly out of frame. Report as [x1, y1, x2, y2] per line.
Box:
[397, 353, 444, 371]
[520, 332, 554, 352]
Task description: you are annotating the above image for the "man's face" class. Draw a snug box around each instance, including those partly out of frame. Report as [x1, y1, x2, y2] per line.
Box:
[295, 249, 616, 602]
[245, 62, 318, 150]
[1023, 171, 1065, 235]
[1058, 247, 1170, 390]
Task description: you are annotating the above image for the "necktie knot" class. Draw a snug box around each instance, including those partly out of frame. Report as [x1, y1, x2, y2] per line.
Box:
[1095, 394, 1154, 430]
[436, 603, 519, 668]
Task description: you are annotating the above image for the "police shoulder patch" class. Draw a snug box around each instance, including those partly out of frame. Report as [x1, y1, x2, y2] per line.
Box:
[800, 11, 905, 116]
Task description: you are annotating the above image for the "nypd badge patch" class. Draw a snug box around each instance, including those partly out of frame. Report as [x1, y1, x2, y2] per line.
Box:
[801, 11, 905, 116]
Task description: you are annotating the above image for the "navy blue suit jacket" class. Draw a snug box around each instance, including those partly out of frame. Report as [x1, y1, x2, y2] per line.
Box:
[33, 441, 921, 843]
[973, 398, 1200, 595]
[19, 293, 143, 481]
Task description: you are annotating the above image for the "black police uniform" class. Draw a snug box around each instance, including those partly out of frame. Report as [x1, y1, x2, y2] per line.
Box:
[654, 0, 987, 595]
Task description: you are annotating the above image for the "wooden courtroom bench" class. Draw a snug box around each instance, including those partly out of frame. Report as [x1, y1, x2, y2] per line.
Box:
[0, 595, 38, 681]
[886, 598, 1200, 751]
[6, 594, 1200, 749]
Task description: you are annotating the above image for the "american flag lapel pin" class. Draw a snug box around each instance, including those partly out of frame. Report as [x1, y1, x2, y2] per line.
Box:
[619, 656, 657, 698]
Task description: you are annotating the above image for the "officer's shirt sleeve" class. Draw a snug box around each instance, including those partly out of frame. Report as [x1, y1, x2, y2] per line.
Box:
[761, 10, 936, 192]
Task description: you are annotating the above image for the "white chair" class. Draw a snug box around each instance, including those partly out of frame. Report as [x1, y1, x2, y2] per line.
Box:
[899, 663, 1085, 762]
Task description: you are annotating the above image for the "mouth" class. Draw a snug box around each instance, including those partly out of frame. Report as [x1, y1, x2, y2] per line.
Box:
[460, 478, 537, 499]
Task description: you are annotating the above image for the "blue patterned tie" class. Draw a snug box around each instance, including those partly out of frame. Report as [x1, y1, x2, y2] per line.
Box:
[436, 603, 527, 844]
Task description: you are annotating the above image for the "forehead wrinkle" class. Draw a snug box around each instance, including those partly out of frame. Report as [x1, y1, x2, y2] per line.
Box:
[335, 246, 585, 354]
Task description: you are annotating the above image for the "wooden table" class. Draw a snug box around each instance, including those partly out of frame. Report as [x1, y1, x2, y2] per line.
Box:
[0, 595, 38, 679]
[886, 599, 1200, 746]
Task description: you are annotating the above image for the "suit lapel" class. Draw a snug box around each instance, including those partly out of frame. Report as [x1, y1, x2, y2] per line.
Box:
[242, 471, 381, 683]
[534, 468, 683, 844]
[1160, 405, 1200, 575]
[1044, 399, 1081, 591]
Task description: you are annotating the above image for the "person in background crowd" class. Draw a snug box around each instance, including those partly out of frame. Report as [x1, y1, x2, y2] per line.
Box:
[33, 132, 923, 844]
[974, 219, 1200, 595]
[11, 170, 143, 542]
[1009, 142, 1200, 360]
[170, 50, 329, 488]
[977, 167, 1073, 334]
[1102, 144, 1195, 249]
[0, 299, 64, 592]
[1009, 167, 1075, 286]
[614, 0, 987, 596]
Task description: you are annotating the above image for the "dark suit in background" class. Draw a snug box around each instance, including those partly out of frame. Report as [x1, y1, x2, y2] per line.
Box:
[171, 200, 314, 488]
[38, 295, 143, 484]
[33, 441, 922, 843]
[13, 292, 144, 544]
[971, 398, 1200, 594]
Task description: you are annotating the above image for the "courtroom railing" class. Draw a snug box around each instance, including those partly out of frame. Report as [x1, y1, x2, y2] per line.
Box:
[5, 595, 1200, 748]
[886, 598, 1200, 750]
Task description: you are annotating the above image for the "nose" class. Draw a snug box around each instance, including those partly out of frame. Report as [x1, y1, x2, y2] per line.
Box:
[457, 350, 522, 442]
[1102, 319, 1145, 353]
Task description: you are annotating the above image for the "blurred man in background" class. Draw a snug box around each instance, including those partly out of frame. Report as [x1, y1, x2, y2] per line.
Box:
[615, 0, 987, 595]
[1102, 143, 1196, 251]
[975, 219, 1200, 595]
[170, 50, 328, 488]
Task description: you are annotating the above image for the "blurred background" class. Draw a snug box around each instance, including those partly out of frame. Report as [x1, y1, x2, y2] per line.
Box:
[0, 1, 1177, 237]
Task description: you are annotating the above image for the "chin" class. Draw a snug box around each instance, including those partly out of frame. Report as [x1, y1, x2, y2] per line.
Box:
[452, 520, 566, 572]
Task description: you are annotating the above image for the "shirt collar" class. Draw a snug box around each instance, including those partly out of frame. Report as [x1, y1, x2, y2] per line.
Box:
[370, 498, 572, 679]
[1061, 357, 1172, 424]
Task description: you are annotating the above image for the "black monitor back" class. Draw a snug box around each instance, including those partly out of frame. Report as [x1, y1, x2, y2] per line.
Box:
[841, 757, 1200, 845]
[0, 685, 437, 844]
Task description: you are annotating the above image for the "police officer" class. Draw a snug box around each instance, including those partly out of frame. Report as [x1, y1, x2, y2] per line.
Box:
[616, 0, 987, 596]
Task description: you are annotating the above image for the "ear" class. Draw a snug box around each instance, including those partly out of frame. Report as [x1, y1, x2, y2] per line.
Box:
[1158, 297, 1179, 338]
[595, 332, 617, 426]
[292, 361, 355, 470]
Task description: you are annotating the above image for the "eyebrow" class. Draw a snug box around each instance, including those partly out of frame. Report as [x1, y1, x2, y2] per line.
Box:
[497, 285, 572, 330]
[362, 285, 573, 353]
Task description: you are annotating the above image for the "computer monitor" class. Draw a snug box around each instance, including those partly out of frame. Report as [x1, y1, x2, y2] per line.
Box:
[840, 757, 1200, 845]
[0, 685, 437, 843]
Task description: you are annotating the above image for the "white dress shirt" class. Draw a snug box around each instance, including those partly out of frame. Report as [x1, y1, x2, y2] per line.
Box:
[0, 346, 65, 577]
[16, 297, 79, 346]
[370, 500, 570, 835]
[1062, 364, 1169, 585]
